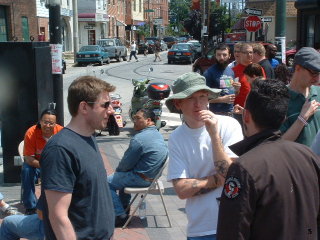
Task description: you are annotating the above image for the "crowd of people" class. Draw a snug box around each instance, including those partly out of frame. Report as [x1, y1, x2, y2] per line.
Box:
[0, 42, 320, 240]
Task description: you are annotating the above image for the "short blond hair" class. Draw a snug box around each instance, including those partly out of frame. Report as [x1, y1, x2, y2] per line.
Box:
[252, 43, 266, 57]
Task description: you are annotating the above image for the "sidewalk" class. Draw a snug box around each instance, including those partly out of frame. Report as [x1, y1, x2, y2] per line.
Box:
[0, 128, 188, 239]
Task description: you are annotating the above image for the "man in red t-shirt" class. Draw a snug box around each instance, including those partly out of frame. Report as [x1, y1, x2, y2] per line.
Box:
[233, 43, 253, 108]
[22, 109, 63, 215]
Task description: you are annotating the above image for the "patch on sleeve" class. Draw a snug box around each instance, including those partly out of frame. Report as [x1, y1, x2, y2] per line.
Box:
[224, 177, 241, 199]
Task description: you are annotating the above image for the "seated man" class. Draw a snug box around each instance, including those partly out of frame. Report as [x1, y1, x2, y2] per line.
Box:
[0, 196, 44, 240]
[22, 109, 63, 215]
[107, 109, 168, 227]
[0, 193, 22, 217]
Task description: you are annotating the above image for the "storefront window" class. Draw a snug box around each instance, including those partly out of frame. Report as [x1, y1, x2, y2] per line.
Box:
[0, 6, 8, 42]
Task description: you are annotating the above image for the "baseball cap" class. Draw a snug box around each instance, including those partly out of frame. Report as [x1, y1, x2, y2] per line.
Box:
[294, 47, 320, 72]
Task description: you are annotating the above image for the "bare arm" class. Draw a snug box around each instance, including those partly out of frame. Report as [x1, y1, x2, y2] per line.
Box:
[172, 175, 225, 199]
[209, 95, 235, 104]
[282, 99, 320, 141]
[200, 110, 233, 177]
[24, 156, 40, 168]
[45, 190, 77, 240]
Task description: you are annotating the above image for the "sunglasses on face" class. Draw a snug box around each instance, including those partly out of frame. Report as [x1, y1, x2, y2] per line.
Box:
[41, 120, 56, 127]
[87, 101, 111, 109]
[305, 68, 320, 78]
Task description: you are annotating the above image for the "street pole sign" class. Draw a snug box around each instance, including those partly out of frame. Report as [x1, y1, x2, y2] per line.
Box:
[244, 16, 262, 32]
[261, 17, 272, 22]
[244, 8, 263, 16]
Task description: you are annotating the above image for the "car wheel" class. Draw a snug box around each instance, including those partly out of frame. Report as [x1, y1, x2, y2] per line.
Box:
[287, 56, 294, 67]
[117, 55, 123, 62]
[122, 56, 127, 61]
[99, 59, 103, 66]
[106, 58, 110, 64]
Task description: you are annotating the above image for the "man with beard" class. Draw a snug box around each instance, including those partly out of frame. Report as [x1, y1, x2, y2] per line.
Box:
[204, 44, 238, 116]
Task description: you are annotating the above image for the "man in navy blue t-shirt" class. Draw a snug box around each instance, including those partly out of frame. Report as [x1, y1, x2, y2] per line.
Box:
[204, 44, 238, 116]
[40, 76, 116, 240]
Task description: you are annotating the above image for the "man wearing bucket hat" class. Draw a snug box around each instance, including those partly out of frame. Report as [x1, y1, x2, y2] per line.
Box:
[166, 72, 243, 240]
[280, 47, 320, 147]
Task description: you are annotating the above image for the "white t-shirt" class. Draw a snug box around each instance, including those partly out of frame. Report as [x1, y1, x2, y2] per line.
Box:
[130, 43, 137, 51]
[167, 115, 243, 237]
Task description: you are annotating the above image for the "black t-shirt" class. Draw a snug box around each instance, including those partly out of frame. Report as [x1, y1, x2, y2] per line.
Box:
[259, 59, 275, 79]
[40, 128, 114, 240]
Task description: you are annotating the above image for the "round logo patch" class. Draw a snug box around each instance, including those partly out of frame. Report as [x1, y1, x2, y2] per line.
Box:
[224, 177, 241, 199]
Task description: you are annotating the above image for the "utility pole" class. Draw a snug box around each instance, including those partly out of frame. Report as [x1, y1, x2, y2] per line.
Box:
[275, 0, 286, 64]
[73, 0, 79, 63]
[47, 0, 64, 125]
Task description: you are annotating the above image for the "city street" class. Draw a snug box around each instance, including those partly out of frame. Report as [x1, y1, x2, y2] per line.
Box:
[0, 51, 195, 239]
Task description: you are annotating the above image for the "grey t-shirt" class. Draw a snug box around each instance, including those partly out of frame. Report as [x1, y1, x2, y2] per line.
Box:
[40, 128, 114, 240]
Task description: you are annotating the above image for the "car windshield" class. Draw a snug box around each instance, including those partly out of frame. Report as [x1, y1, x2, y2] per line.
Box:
[172, 44, 190, 51]
[163, 37, 176, 42]
[80, 46, 99, 52]
[98, 40, 114, 46]
[147, 40, 155, 44]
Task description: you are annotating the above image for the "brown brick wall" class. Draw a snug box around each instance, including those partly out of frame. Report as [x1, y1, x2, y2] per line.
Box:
[38, 17, 49, 41]
[0, 0, 38, 41]
[246, 1, 297, 17]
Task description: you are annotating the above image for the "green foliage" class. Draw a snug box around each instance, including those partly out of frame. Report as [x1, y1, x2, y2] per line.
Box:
[169, 0, 192, 35]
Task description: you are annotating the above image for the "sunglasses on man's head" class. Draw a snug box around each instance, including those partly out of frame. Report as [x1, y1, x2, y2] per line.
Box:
[87, 101, 111, 109]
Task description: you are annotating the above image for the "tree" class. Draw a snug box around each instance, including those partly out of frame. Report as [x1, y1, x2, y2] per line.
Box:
[169, 0, 191, 35]
[183, 1, 229, 40]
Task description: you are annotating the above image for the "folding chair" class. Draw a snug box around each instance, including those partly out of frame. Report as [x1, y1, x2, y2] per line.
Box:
[18, 140, 24, 204]
[122, 158, 172, 229]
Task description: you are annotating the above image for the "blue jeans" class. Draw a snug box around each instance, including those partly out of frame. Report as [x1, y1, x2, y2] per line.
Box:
[0, 214, 44, 240]
[21, 163, 40, 209]
[187, 234, 216, 240]
[107, 171, 151, 216]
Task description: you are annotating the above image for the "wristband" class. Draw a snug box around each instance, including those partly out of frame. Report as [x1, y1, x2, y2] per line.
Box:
[298, 115, 308, 126]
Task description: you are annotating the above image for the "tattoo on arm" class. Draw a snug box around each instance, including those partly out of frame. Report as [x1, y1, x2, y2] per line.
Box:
[214, 160, 229, 177]
[192, 175, 219, 196]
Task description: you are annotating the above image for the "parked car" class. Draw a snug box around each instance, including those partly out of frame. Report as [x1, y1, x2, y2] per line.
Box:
[97, 38, 127, 62]
[192, 42, 236, 74]
[187, 40, 201, 58]
[163, 36, 178, 48]
[146, 39, 156, 54]
[177, 37, 188, 43]
[167, 43, 196, 64]
[137, 40, 149, 54]
[76, 45, 110, 66]
[160, 40, 168, 51]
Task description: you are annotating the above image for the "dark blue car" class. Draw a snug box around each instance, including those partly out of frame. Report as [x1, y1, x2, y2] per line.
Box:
[76, 45, 110, 66]
[167, 43, 196, 64]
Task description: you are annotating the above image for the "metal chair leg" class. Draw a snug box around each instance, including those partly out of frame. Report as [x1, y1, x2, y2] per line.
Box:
[157, 181, 172, 227]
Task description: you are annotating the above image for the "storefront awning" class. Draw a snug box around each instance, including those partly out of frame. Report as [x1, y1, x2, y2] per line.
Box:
[78, 13, 109, 22]
[116, 20, 127, 26]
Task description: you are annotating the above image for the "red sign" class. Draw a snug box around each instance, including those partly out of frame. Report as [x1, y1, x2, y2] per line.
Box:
[244, 16, 262, 32]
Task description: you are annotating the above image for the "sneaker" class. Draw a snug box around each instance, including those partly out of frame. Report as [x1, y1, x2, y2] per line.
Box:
[136, 60, 139, 62]
[4, 206, 23, 216]
[25, 208, 37, 215]
[115, 214, 129, 228]
[127, 60, 131, 62]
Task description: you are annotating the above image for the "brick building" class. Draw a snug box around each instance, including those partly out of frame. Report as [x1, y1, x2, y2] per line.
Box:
[107, 0, 126, 42]
[0, 0, 38, 42]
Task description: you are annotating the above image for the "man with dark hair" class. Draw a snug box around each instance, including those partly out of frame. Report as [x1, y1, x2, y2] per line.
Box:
[107, 108, 168, 227]
[22, 108, 63, 214]
[265, 44, 279, 68]
[217, 79, 320, 240]
[280, 47, 320, 146]
[40, 76, 115, 239]
[252, 43, 274, 79]
[204, 44, 238, 116]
